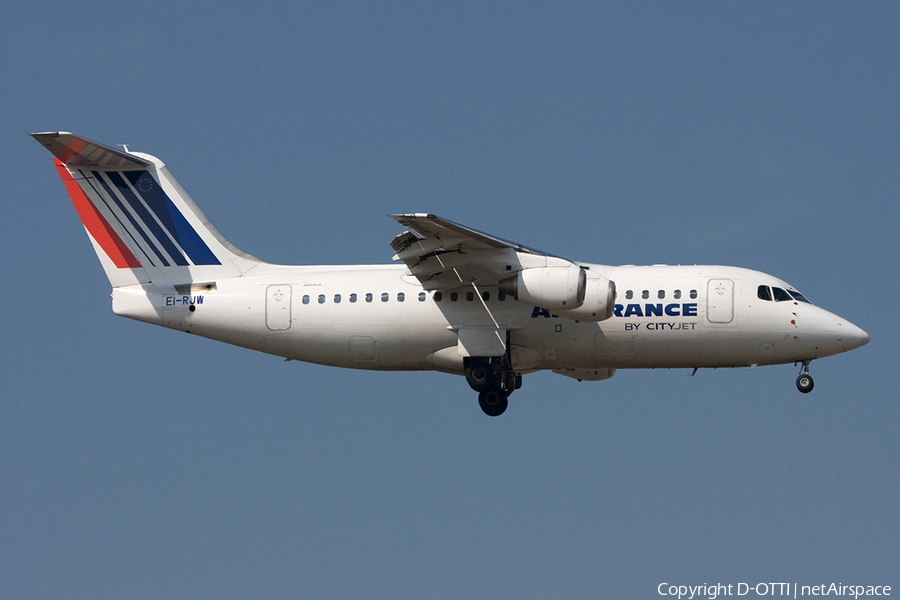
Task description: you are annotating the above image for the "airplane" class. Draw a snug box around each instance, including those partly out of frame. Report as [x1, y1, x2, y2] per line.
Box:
[32, 131, 870, 416]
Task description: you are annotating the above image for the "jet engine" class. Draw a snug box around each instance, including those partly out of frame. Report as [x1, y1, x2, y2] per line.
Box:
[499, 265, 585, 310]
[552, 273, 615, 322]
[499, 266, 614, 322]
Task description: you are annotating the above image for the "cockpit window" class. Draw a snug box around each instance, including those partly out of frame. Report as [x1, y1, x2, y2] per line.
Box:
[772, 287, 792, 302]
[789, 290, 812, 304]
[757, 285, 773, 301]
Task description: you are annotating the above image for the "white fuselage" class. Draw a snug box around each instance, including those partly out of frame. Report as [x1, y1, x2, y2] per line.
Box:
[113, 262, 867, 375]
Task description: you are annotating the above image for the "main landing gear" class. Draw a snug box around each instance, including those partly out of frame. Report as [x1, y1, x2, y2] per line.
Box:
[796, 359, 814, 393]
[465, 358, 522, 417]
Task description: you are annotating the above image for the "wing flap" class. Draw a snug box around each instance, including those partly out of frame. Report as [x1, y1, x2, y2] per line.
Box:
[391, 232, 446, 261]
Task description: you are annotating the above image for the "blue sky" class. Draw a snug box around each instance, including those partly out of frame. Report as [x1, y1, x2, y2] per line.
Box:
[2, 2, 897, 598]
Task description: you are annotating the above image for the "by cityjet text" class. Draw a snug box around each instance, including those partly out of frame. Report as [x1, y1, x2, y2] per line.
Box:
[658, 583, 891, 600]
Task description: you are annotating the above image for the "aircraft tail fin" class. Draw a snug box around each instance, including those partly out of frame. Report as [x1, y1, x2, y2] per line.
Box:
[32, 132, 262, 288]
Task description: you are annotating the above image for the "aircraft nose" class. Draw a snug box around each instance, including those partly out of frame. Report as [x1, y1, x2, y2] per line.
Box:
[842, 321, 870, 352]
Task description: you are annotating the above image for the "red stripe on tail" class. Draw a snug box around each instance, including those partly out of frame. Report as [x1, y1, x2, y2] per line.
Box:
[54, 159, 142, 269]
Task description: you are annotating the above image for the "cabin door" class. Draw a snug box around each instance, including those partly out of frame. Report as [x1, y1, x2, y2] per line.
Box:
[266, 285, 292, 330]
[706, 279, 734, 323]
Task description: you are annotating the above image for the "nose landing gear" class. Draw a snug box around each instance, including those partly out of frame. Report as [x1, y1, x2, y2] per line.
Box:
[796, 360, 814, 393]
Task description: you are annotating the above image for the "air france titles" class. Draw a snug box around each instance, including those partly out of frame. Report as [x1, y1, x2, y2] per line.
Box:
[531, 302, 699, 330]
[613, 302, 698, 318]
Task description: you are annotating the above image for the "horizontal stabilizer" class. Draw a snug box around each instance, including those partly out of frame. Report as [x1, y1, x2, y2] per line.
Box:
[31, 132, 151, 169]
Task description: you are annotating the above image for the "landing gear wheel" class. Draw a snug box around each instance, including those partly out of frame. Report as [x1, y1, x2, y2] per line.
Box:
[478, 388, 508, 417]
[796, 374, 814, 393]
[796, 359, 814, 393]
[466, 362, 493, 391]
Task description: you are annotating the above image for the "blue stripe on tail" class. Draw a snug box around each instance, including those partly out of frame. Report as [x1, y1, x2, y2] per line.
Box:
[106, 171, 189, 266]
[123, 171, 220, 266]
[91, 171, 164, 267]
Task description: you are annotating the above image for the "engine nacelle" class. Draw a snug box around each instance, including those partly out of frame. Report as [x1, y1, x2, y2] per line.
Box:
[499, 266, 585, 310]
[552, 274, 615, 322]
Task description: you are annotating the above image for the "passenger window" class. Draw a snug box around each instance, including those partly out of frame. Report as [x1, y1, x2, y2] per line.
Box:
[318, 294, 325, 304]
[757, 285, 773, 301]
[772, 287, 792, 302]
[690, 289, 697, 299]
[365, 293, 373, 303]
[642, 290, 649, 299]
[674, 290, 681, 299]
[381, 292, 389, 302]
[625, 290, 633, 300]
[302, 295, 310, 305]
[350, 293, 357, 303]
[466, 292, 474, 301]
[334, 294, 341, 303]
[658, 290, 665, 299]
[450, 292, 458, 302]
[434, 292, 442, 302]
[418, 292, 426, 302]
[498, 292, 506, 301]
[482, 291, 490, 301]
[397, 292, 405, 302]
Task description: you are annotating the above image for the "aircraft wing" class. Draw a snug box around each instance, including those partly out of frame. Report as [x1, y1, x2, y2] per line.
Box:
[390, 213, 574, 290]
